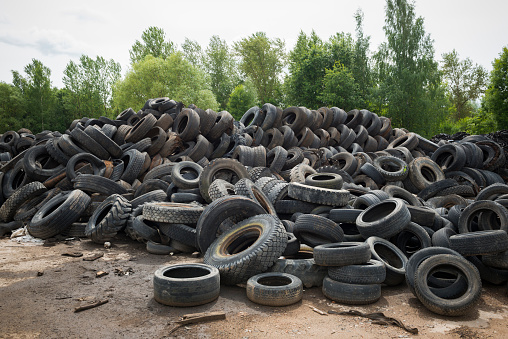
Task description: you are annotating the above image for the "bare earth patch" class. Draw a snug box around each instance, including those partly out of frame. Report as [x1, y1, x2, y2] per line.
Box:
[1, 236, 508, 338]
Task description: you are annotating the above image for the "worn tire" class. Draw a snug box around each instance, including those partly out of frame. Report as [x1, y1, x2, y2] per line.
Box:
[322, 276, 381, 305]
[153, 264, 220, 306]
[246, 272, 303, 306]
[204, 214, 287, 285]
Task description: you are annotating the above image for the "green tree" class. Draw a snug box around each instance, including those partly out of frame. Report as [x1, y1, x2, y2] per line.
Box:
[285, 14, 371, 110]
[129, 26, 176, 64]
[227, 79, 258, 120]
[441, 49, 488, 120]
[352, 9, 372, 106]
[285, 31, 330, 108]
[113, 54, 219, 111]
[234, 32, 285, 105]
[12, 59, 55, 132]
[63, 55, 121, 119]
[181, 38, 204, 69]
[320, 62, 362, 110]
[0, 82, 26, 132]
[373, 0, 446, 136]
[483, 46, 508, 129]
[203, 35, 240, 110]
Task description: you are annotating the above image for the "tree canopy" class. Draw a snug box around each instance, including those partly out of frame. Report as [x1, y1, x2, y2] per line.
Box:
[442, 49, 488, 120]
[234, 32, 285, 105]
[483, 46, 508, 129]
[129, 26, 176, 64]
[113, 54, 219, 111]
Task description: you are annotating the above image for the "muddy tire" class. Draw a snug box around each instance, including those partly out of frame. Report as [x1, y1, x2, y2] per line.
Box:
[414, 254, 481, 316]
[153, 264, 220, 306]
[322, 276, 381, 305]
[246, 272, 303, 306]
[204, 214, 287, 285]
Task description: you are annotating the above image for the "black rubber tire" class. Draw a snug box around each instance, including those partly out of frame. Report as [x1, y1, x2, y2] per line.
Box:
[281, 107, 308, 132]
[246, 272, 303, 306]
[328, 208, 363, 223]
[203, 214, 287, 285]
[417, 179, 458, 201]
[196, 195, 267, 253]
[170, 161, 202, 189]
[22, 144, 64, 182]
[414, 254, 481, 316]
[288, 182, 350, 207]
[405, 246, 462, 296]
[66, 153, 106, 181]
[367, 236, 407, 286]
[72, 174, 128, 195]
[395, 221, 432, 258]
[153, 263, 220, 306]
[208, 179, 236, 201]
[408, 157, 445, 190]
[84, 125, 122, 159]
[322, 276, 381, 305]
[274, 200, 319, 214]
[482, 251, 508, 269]
[199, 158, 249, 203]
[120, 149, 146, 184]
[313, 242, 371, 266]
[266, 146, 288, 173]
[0, 181, 47, 223]
[432, 227, 457, 248]
[130, 189, 167, 208]
[431, 144, 467, 173]
[328, 259, 386, 284]
[293, 214, 344, 247]
[449, 230, 508, 256]
[329, 152, 358, 176]
[372, 155, 409, 181]
[70, 128, 110, 160]
[85, 194, 132, 244]
[458, 200, 508, 233]
[282, 233, 300, 256]
[27, 190, 90, 239]
[158, 223, 197, 247]
[304, 173, 343, 189]
[234, 178, 276, 216]
[142, 202, 203, 224]
[146, 240, 175, 255]
[124, 113, 156, 143]
[356, 199, 410, 239]
[131, 215, 161, 243]
[269, 258, 327, 288]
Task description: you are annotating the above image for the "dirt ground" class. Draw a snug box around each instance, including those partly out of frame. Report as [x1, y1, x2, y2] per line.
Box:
[1, 234, 508, 339]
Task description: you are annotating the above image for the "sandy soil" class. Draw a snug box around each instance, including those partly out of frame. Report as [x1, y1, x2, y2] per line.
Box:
[1, 234, 508, 339]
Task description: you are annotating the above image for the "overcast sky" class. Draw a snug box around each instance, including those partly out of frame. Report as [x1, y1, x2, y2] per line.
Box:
[0, 0, 507, 89]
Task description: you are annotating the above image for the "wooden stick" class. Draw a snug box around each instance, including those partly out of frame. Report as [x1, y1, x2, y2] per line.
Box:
[168, 311, 226, 335]
[177, 311, 226, 325]
[307, 305, 328, 316]
[74, 299, 109, 313]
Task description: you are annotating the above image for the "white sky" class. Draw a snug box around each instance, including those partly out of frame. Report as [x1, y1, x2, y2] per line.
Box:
[0, 0, 506, 89]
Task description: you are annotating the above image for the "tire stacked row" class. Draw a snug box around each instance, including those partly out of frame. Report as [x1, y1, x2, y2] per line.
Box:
[2, 98, 508, 316]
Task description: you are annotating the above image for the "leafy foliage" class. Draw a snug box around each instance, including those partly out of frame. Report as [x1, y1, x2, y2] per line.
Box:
[203, 36, 241, 110]
[227, 79, 258, 120]
[234, 32, 285, 105]
[0, 82, 26, 132]
[373, 0, 447, 136]
[181, 38, 204, 69]
[483, 46, 508, 129]
[113, 54, 219, 111]
[441, 49, 488, 120]
[62, 55, 121, 119]
[11, 59, 55, 132]
[129, 27, 176, 64]
[319, 62, 362, 110]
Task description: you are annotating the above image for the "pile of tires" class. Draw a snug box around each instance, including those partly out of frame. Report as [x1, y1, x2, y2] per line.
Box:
[2, 99, 508, 316]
